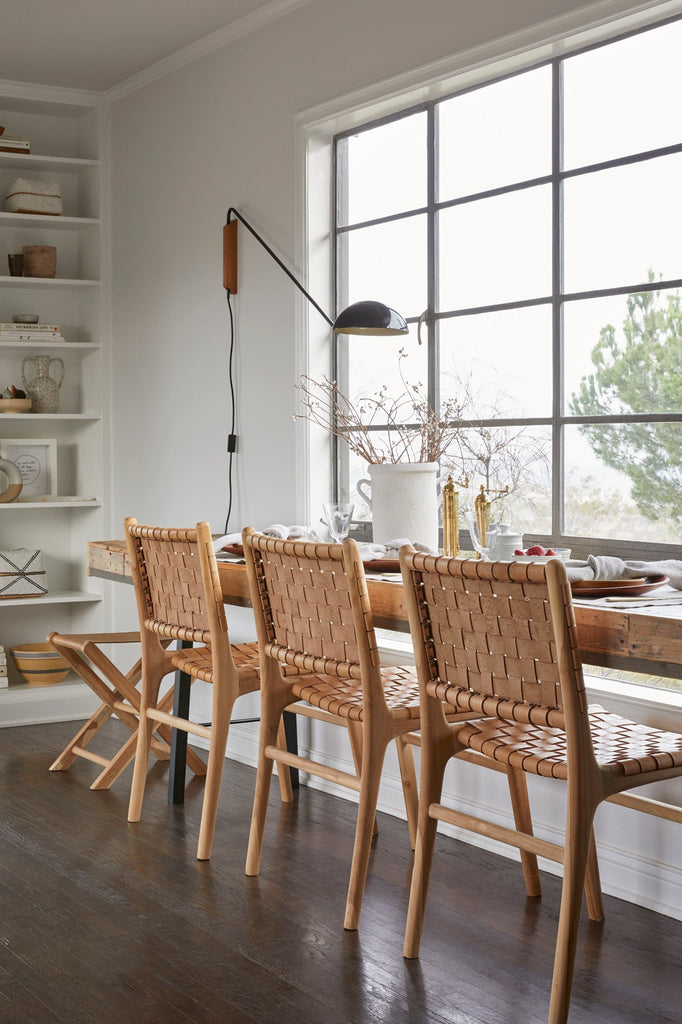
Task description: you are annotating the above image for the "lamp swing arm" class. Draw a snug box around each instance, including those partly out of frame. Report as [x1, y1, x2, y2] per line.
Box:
[223, 207, 333, 326]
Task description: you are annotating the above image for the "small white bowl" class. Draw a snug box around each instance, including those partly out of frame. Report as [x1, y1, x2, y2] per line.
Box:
[513, 547, 571, 563]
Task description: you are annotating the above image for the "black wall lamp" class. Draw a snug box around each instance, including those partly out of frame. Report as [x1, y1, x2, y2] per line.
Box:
[222, 207, 408, 335]
[220, 207, 408, 533]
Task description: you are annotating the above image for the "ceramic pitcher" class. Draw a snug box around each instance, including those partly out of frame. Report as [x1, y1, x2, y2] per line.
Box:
[356, 462, 444, 550]
[21, 355, 64, 414]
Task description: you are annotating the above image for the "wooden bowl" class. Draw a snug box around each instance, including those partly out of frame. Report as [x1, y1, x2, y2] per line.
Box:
[0, 398, 31, 413]
[11, 642, 69, 685]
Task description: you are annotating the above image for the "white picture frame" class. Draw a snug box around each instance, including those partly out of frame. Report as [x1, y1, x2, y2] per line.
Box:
[0, 438, 57, 498]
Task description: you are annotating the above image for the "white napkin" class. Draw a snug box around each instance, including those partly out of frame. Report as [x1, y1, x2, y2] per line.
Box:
[565, 555, 682, 590]
[213, 524, 324, 553]
[357, 537, 439, 561]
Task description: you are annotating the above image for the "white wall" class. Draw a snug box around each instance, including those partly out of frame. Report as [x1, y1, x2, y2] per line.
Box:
[107, 0, 682, 921]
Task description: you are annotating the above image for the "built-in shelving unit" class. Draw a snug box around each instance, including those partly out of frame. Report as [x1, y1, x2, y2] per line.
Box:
[0, 88, 108, 716]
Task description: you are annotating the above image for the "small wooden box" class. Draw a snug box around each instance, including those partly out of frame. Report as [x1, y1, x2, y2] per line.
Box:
[0, 548, 47, 598]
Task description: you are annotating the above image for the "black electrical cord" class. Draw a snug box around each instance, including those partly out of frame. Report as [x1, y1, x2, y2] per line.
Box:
[224, 289, 237, 534]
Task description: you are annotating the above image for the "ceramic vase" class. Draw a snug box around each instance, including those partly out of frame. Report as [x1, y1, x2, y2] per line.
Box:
[21, 355, 64, 414]
[356, 462, 443, 549]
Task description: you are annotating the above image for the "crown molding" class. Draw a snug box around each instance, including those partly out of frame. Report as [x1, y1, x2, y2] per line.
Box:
[103, 0, 315, 105]
[0, 78, 104, 112]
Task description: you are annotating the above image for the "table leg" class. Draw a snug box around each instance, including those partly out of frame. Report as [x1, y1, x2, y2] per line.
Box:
[168, 663, 191, 805]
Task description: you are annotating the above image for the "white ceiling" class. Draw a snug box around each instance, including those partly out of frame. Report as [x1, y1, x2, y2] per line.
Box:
[0, 0, 287, 93]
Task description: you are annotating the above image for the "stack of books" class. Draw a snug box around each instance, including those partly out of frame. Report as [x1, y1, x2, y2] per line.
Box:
[0, 322, 63, 342]
[0, 646, 7, 688]
[0, 135, 30, 154]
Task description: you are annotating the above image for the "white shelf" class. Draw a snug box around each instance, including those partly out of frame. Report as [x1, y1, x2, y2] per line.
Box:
[2, 499, 101, 509]
[0, 340, 99, 350]
[0, 276, 99, 288]
[0, 152, 98, 173]
[0, 212, 99, 231]
[0, 412, 101, 420]
[0, 589, 102, 608]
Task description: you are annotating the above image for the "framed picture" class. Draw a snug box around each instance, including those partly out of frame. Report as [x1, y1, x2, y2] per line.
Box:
[0, 438, 57, 498]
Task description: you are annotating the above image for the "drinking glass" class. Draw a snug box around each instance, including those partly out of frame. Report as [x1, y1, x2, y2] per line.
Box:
[322, 502, 355, 543]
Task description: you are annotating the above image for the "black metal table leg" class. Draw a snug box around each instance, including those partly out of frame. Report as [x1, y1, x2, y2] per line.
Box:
[168, 648, 192, 805]
[283, 709, 299, 789]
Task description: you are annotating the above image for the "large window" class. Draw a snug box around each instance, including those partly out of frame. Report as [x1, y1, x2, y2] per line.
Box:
[332, 16, 682, 561]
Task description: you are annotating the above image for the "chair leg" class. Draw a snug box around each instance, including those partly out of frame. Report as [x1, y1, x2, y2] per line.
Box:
[275, 719, 294, 804]
[196, 694, 234, 861]
[50, 703, 115, 771]
[403, 729, 453, 958]
[548, 799, 597, 1024]
[395, 733, 419, 849]
[505, 766, 542, 898]
[346, 719, 378, 838]
[584, 829, 604, 922]
[343, 734, 388, 930]
[245, 670, 284, 876]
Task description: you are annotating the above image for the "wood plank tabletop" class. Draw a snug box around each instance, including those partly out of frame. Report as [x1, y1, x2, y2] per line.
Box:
[87, 539, 682, 678]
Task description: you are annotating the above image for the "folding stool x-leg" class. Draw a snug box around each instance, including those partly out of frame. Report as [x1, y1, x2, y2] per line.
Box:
[48, 631, 207, 790]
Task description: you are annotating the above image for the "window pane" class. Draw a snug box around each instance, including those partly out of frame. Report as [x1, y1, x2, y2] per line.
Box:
[346, 327, 426, 421]
[439, 186, 552, 310]
[438, 66, 551, 200]
[458, 425, 552, 536]
[563, 20, 682, 170]
[564, 289, 682, 416]
[340, 214, 427, 317]
[338, 112, 427, 226]
[563, 154, 682, 293]
[564, 423, 682, 542]
[440, 306, 552, 417]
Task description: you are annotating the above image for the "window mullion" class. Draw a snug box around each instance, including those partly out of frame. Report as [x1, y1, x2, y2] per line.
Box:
[551, 57, 564, 538]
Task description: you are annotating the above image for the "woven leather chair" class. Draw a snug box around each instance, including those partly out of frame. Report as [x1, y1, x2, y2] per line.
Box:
[125, 518, 292, 861]
[47, 630, 207, 789]
[241, 527, 543, 931]
[400, 550, 682, 1024]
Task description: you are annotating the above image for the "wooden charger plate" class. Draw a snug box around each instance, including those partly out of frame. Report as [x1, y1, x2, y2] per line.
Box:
[570, 573, 668, 598]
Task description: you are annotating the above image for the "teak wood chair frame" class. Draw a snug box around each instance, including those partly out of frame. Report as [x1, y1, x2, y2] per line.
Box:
[399, 550, 682, 1024]
[241, 528, 546, 930]
[125, 519, 292, 861]
[47, 630, 207, 788]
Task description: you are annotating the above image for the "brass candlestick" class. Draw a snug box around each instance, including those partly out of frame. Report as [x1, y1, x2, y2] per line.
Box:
[474, 485, 491, 557]
[442, 476, 460, 557]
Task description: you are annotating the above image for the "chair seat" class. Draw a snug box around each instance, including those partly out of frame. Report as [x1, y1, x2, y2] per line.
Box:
[170, 641, 260, 690]
[292, 665, 421, 723]
[457, 705, 682, 780]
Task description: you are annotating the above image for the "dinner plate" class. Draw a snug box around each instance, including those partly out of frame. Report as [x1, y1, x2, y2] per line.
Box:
[570, 573, 669, 598]
[221, 543, 244, 556]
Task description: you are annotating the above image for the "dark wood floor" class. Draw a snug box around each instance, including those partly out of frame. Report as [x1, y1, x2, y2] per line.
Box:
[0, 720, 680, 1024]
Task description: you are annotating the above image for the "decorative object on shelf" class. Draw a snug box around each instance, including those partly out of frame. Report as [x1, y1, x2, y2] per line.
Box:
[0, 131, 30, 154]
[0, 322, 62, 341]
[7, 253, 24, 276]
[22, 244, 57, 278]
[0, 438, 57, 498]
[5, 178, 62, 215]
[12, 314, 39, 324]
[21, 354, 64, 413]
[12, 643, 69, 685]
[0, 397, 31, 414]
[0, 457, 23, 501]
[0, 645, 7, 689]
[0, 549, 47, 599]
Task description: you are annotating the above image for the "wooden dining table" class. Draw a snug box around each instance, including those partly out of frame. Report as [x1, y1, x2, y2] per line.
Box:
[88, 539, 682, 800]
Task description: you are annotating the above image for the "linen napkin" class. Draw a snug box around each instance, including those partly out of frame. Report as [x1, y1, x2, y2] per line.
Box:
[565, 555, 682, 590]
[357, 538, 439, 561]
[213, 524, 325, 553]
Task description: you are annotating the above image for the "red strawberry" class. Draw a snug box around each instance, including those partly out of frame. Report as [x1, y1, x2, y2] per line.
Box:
[546, 548, 557, 556]
[514, 549, 525, 556]
[526, 545, 545, 556]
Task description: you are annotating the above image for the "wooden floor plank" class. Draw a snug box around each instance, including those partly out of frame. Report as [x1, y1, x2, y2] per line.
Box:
[0, 720, 679, 1024]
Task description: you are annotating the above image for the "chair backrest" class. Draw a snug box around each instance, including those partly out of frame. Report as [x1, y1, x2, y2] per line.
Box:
[125, 518, 228, 648]
[242, 528, 383, 696]
[400, 551, 594, 758]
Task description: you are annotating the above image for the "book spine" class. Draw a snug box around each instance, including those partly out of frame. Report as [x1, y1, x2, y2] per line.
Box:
[0, 323, 60, 332]
[0, 333, 61, 341]
[0, 145, 31, 154]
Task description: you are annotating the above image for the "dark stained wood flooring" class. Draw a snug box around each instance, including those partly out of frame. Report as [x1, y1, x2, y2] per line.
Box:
[0, 720, 680, 1024]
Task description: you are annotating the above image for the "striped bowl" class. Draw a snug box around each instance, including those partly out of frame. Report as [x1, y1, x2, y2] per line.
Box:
[11, 642, 69, 685]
